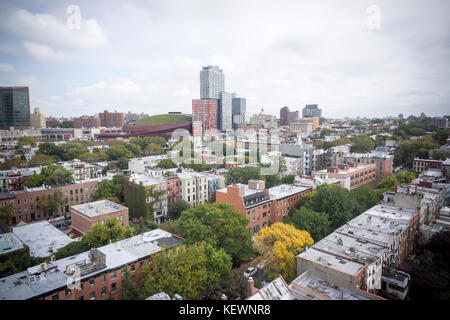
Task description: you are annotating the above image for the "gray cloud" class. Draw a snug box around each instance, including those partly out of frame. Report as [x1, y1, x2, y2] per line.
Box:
[0, 0, 448, 118]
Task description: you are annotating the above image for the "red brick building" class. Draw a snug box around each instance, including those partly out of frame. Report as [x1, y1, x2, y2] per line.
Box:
[412, 158, 443, 173]
[74, 116, 101, 128]
[166, 175, 181, 207]
[192, 99, 218, 140]
[216, 180, 312, 233]
[0, 180, 100, 226]
[99, 110, 124, 128]
[0, 229, 185, 300]
[70, 200, 129, 235]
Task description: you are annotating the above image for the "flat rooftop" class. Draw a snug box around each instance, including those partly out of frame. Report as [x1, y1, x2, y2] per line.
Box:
[314, 232, 387, 265]
[296, 247, 365, 276]
[291, 271, 384, 300]
[269, 184, 310, 200]
[316, 163, 375, 175]
[71, 200, 128, 217]
[0, 233, 24, 255]
[0, 228, 184, 300]
[12, 221, 75, 258]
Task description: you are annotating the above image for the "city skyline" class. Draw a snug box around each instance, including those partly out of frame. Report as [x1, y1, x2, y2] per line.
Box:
[0, 0, 449, 119]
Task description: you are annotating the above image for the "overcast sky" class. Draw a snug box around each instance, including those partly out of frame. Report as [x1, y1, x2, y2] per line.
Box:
[0, 0, 449, 119]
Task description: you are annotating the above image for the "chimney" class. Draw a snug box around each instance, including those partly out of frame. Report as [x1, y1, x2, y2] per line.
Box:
[394, 181, 398, 193]
[247, 277, 255, 298]
[51, 255, 56, 263]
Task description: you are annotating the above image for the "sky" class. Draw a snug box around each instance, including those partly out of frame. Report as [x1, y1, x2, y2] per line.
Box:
[0, 0, 449, 119]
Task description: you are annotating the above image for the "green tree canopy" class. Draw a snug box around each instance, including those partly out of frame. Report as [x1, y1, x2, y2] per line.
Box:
[167, 199, 190, 220]
[81, 217, 136, 248]
[139, 242, 232, 300]
[177, 202, 253, 264]
[351, 134, 376, 153]
[225, 167, 263, 185]
[309, 184, 358, 230]
[284, 207, 331, 242]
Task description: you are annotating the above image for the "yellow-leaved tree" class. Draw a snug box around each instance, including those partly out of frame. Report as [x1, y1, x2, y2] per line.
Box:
[254, 222, 314, 282]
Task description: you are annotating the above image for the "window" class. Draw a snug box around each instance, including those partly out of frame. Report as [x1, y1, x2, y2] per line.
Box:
[111, 283, 117, 292]
[101, 287, 106, 296]
[130, 264, 135, 272]
[89, 279, 95, 288]
[65, 289, 71, 296]
[101, 275, 106, 283]
[90, 292, 95, 300]
[111, 271, 116, 280]
[52, 293, 59, 300]
[78, 283, 84, 292]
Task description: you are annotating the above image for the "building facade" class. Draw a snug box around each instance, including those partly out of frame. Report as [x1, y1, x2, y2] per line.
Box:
[192, 99, 218, 141]
[74, 116, 101, 129]
[200, 65, 225, 99]
[30, 108, 46, 129]
[218, 91, 232, 132]
[302, 104, 322, 118]
[99, 110, 124, 128]
[0, 87, 31, 129]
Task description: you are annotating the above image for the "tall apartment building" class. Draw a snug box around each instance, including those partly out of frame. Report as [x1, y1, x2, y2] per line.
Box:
[99, 110, 124, 128]
[279, 106, 299, 126]
[218, 91, 232, 132]
[74, 116, 101, 128]
[29, 108, 46, 128]
[302, 104, 322, 118]
[192, 99, 218, 141]
[232, 97, 246, 128]
[200, 66, 225, 99]
[0, 87, 31, 129]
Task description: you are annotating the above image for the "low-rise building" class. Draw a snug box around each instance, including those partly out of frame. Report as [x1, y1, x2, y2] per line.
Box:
[216, 180, 312, 233]
[70, 200, 129, 235]
[0, 228, 184, 300]
[412, 158, 443, 173]
[315, 163, 377, 190]
[12, 220, 75, 258]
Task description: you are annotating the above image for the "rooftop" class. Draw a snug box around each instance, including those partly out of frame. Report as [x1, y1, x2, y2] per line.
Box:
[268, 184, 310, 200]
[71, 200, 128, 217]
[12, 221, 75, 258]
[0, 233, 24, 255]
[0, 228, 184, 300]
[296, 247, 365, 276]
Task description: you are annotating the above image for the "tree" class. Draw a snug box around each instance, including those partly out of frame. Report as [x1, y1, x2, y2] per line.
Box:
[60, 142, 89, 161]
[431, 150, 448, 160]
[281, 174, 296, 184]
[156, 158, 177, 169]
[351, 134, 376, 153]
[143, 143, 163, 156]
[167, 199, 190, 220]
[139, 242, 232, 300]
[351, 185, 382, 216]
[24, 165, 73, 188]
[121, 269, 140, 300]
[93, 175, 125, 202]
[51, 190, 68, 218]
[309, 184, 357, 230]
[81, 217, 136, 248]
[35, 190, 68, 218]
[54, 241, 90, 260]
[177, 203, 253, 264]
[106, 146, 133, 161]
[284, 207, 330, 242]
[0, 204, 15, 225]
[28, 154, 56, 167]
[225, 167, 263, 185]
[253, 223, 313, 282]
[39, 141, 62, 160]
[15, 136, 37, 148]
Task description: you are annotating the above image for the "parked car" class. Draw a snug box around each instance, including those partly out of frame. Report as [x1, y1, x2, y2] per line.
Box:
[243, 267, 257, 278]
